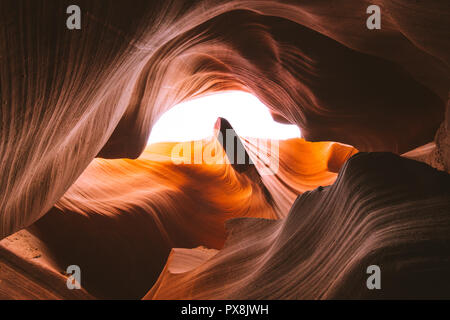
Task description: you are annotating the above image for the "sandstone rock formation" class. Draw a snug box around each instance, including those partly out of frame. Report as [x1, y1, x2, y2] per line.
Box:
[0, 0, 449, 299]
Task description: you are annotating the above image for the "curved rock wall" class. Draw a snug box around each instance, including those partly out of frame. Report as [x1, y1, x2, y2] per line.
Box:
[1, 0, 448, 239]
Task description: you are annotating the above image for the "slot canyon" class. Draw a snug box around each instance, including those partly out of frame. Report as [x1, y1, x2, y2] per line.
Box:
[0, 0, 449, 300]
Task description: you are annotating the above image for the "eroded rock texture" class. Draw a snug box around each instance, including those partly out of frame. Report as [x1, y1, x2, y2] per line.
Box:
[0, 0, 449, 299]
[1, 138, 354, 299]
[1, 0, 448, 239]
[146, 153, 450, 299]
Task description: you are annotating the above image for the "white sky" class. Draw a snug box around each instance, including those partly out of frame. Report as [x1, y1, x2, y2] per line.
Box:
[147, 91, 301, 144]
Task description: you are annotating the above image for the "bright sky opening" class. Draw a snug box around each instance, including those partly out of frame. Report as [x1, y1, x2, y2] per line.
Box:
[147, 91, 301, 145]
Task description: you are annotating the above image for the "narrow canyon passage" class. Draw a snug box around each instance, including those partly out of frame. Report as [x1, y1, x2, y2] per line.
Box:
[0, 0, 449, 300]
